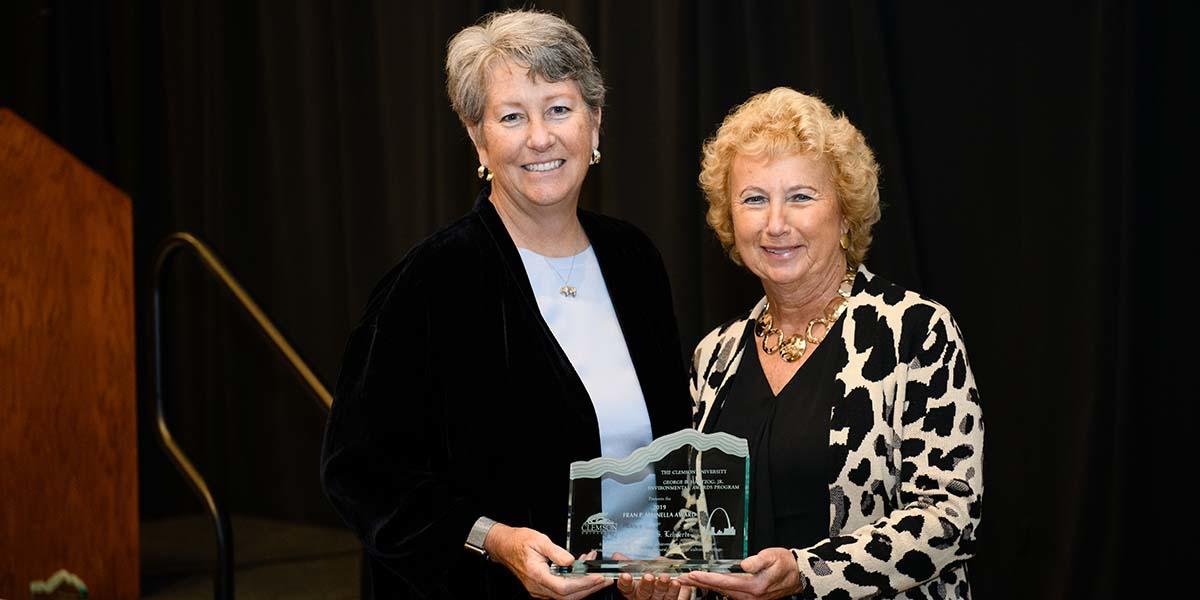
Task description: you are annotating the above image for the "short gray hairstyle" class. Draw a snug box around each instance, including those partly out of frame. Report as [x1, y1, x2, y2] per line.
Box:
[445, 10, 606, 129]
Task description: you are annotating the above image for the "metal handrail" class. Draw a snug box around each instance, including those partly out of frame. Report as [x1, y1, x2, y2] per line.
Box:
[152, 232, 333, 600]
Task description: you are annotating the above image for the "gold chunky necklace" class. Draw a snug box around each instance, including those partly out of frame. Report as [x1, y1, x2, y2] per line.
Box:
[754, 270, 856, 362]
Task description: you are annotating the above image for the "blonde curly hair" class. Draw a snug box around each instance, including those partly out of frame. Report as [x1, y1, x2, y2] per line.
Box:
[699, 87, 880, 266]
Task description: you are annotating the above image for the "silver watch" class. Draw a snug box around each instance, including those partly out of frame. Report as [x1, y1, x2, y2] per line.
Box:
[464, 516, 497, 558]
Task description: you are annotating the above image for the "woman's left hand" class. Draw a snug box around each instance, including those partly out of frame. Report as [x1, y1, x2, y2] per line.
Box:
[616, 572, 692, 600]
[612, 552, 693, 600]
[676, 548, 803, 600]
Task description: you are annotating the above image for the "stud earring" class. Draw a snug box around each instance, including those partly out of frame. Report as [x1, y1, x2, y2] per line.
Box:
[477, 165, 493, 181]
[589, 148, 601, 165]
[839, 232, 850, 251]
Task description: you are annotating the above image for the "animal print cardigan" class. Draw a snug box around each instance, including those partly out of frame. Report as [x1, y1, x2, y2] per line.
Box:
[690, 265, 983, 600]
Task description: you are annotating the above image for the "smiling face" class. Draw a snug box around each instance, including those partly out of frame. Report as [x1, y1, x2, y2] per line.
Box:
[469, 59, 600, 215]
[729, 152, 847, 290]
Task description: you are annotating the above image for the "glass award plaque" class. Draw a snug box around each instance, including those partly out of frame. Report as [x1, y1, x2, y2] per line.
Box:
[554, 429, 749, 578]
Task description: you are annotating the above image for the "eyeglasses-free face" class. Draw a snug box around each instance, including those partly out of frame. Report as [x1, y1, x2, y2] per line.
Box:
[470, 59, 600, 219]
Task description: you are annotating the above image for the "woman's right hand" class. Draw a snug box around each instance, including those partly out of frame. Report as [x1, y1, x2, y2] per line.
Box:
[485, 523, 611, 600]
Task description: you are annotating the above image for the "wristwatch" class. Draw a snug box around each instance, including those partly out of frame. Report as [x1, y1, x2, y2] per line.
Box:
[464, 516, 497, 559]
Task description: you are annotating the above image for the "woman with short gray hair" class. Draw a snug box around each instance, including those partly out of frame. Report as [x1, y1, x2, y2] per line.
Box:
[322, 10, 691, 599]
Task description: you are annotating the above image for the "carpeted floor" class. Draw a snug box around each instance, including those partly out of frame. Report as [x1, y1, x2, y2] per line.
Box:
[141, 515, 361, 599]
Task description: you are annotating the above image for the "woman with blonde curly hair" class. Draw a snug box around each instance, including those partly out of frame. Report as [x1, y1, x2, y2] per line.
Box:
[673, 88, 984, 599]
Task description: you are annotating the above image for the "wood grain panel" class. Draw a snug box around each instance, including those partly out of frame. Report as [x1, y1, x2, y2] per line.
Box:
[0, 108, 139, 599]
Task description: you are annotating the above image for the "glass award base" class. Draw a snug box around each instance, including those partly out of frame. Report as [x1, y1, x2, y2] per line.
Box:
[553, 559, 747, 579]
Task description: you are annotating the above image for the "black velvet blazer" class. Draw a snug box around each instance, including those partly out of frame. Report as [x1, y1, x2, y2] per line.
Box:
[321, 187, 692, 599]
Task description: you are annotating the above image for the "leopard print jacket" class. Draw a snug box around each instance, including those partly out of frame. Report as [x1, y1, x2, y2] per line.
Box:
[690, 265, 983, 600]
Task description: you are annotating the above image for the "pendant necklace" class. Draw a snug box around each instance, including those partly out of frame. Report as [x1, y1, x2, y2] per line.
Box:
[544, 254, 579, 298]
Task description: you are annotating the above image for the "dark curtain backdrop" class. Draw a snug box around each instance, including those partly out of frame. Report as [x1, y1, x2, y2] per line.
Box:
[1, 1, 1182, 598]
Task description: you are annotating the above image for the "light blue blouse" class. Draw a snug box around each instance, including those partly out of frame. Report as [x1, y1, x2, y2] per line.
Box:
[518, 246, 658, 558]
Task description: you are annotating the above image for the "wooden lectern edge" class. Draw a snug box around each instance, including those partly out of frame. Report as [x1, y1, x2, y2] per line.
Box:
[1, 105, 139, 599]
[0, 107, 132, 205]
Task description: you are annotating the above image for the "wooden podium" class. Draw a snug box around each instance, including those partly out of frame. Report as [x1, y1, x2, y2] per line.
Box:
[0, 109, 139, 598]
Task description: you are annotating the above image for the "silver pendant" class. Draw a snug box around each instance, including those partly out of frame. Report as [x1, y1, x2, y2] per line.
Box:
[560, 285, 577, 298]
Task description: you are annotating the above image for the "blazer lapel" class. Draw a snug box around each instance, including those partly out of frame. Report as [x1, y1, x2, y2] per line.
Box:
[471, 190, 600, 450]
[584, 211, 700, 440]
[581, 212, 668, 436]
[694, 298, 767, 433]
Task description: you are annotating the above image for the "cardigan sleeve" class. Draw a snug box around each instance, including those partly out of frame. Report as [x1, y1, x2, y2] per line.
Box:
[320, 261, 481, 598]
[792, 307, 984, 599]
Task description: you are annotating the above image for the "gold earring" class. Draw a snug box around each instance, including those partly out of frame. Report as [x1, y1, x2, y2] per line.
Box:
[839, 232, 850, 251]
[477, 165, 493, 181]
[589, 148, 601, 165]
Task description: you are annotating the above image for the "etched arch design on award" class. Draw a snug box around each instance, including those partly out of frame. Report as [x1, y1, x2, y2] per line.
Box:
[558, 429, 750, 578]
[705, 507, 736, 537]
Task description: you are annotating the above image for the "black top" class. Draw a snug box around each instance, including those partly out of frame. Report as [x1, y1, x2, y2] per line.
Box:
[321, 187, 692, 599]
[710, 317, 844, 553]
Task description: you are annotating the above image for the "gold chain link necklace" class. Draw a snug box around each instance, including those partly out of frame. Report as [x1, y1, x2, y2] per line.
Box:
[754, 270, 856, 362]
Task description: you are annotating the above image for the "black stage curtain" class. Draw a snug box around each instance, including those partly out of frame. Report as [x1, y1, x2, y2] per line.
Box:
[1, 1, 1182, 597]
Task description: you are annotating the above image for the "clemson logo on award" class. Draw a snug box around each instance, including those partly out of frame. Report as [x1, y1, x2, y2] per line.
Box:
[705, 507, 736, 537]
[581, 512, 618, 534]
